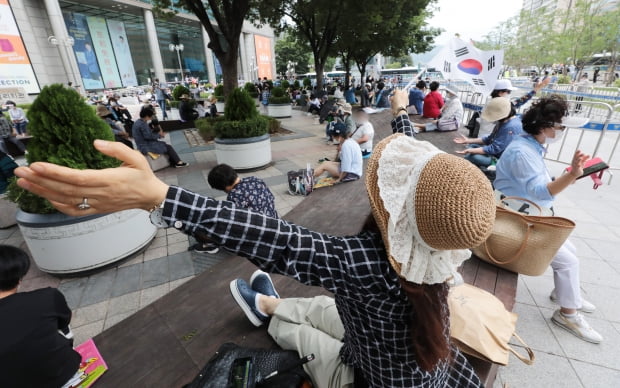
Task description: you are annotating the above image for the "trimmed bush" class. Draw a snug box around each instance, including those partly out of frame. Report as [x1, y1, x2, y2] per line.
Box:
[172, 84, 190, 101]
[244, 82, 259, 98]
[214, 116, 268, 139]
[264, 116, 281, 134]
[556, 75, 572, 84]
[196, 116, 225, 141]
[214, 84, 225, 102]
[293, 80, 301, 89]
[225, 88, 258, 121]
[268, 86, 290, 104]
[281, 80, 290, 89]
[302, 77, 311, 87]
[6, 84, 119, 214]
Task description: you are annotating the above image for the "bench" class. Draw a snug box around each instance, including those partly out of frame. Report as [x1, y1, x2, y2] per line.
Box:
[145, 153, 170, 172]
[159, 119, 195, 132]
[92, 112, 516, 387]
[4, 136, 31, 157]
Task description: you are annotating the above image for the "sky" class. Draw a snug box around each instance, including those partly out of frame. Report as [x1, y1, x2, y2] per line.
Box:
[427, 0, 523, 46]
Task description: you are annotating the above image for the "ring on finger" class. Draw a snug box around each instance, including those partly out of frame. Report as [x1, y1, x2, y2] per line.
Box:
[77, 197, 91, 211]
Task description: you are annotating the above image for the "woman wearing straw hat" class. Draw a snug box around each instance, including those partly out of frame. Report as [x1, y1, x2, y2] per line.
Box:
[454, 97, 522, 169]
[494, 95, 602, 344]
[13, 132, 496, 385]
[96, 104, 134, 149]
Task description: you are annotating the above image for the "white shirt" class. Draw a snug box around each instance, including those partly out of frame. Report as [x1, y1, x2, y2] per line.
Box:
[351, 121, 374, 151]
[339, 138, 363, 177]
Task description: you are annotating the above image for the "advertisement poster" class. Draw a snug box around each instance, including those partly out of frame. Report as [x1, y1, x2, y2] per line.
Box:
[106, 19, 137, 87]
[0, 0, 39, 93]
[63, 11, 104, 90]
[86, 16, 122, 88]
[254, 35, 273, 80]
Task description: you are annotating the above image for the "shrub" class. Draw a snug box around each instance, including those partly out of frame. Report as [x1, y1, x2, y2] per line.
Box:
[17, 103, 32, 110]
[302, 77, 311, 87]
[556, 75, 572, 84]
[172, 84, 190, 101]
[214, 116, 268, 139]
[268, 86, 291, 104]
[195, 116, 225, 141]
[244, 82, 259, 98]
[264, 115, 281, 134]
[225, 88, 258, 121]
[6, 84, 119, 214]
[614, 79, 620, 88]
[293, 80, 301, 89]
[281, 80, 290, 89]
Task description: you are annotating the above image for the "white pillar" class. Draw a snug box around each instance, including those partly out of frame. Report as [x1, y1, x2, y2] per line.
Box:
[143, 9, 165, 83]
[270, 36, 276, 80]
[245, 34, 256, 83]
[201, 27, 217, 85]
[238, 33, 249, 84]
[43, 0, 81, 91]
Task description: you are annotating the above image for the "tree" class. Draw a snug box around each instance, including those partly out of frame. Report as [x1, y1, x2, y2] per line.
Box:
[274, 33, 311, 76]
[153, 0, 254, 96]
[258, 0, 347, 90]
[334, 1, 439, 86]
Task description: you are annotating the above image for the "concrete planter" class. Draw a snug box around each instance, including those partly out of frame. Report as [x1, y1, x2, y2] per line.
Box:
[215, 133, 271, 170]
[215, 101, 225, 112]
[16, 209, 157, 274]
[267, 103, 292, 118]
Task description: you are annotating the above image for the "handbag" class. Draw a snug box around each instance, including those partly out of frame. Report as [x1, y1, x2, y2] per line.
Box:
[471, 196, 575, 276]
[287, 164, 314, 196]
[184, 343, 312, 388]
[449, 284, 535, 366]
[436, 117, 459, 131]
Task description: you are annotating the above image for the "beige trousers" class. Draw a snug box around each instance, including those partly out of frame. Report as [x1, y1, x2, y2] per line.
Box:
[267, 295, 355, 388]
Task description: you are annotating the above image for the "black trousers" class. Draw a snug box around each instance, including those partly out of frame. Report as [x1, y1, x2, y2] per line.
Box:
[165, 143, 181, 165]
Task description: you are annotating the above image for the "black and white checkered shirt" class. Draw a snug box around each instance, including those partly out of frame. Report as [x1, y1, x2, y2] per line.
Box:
[391, 113, 416, 137]
[163, 186, 482, 388]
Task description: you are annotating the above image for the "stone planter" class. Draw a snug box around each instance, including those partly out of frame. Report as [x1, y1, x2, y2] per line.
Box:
[215, 101, 225, 112]
[267, 103, 292, 118]
[215, 133, 271, 170]
[16, 209, 157, 274]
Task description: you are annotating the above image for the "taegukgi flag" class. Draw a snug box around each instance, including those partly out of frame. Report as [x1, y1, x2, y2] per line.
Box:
[427, 37, 504, 95]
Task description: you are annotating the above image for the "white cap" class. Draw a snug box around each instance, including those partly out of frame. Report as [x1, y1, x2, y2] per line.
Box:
[441, 86, 459, 96]
[493, 79, 516, 91]
[561, 116, 589, 128]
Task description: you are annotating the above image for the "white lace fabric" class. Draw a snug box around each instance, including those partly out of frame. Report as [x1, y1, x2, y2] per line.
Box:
[376, 135, 471, 285]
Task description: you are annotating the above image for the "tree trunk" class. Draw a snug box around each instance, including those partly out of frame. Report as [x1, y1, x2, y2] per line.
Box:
[219, 54, 239, 97]
[343, 55, 351, 89]
[356, 60, 368, 85]
[315, 58, 325, 91]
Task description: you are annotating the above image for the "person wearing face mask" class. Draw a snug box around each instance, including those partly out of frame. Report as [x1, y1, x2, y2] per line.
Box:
[132, 106, 188, 168]
[454, 97, 521, 169]
[494, 95, 602, 344]
[350, 109, 375, 157]
[414, 86, 463, 133]
[5, 101, 27, 136]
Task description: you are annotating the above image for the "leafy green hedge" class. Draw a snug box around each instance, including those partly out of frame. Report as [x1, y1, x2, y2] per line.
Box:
[268, 86, 290, 104]
[244, 82, 259, 98]
[214, 84, 225, 101]
[214, 116, 268, 139]
[172, 84, 190, 101]
[281, 80, 290, 89]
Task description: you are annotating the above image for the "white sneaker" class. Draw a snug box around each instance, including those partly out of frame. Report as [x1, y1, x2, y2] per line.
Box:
[550, 289, 596, 313]
[551, 310, 603, 344]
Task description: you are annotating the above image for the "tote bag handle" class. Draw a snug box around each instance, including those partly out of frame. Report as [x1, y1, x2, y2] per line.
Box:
[507, 332, 536, 365]
[483, 214, 534, 265]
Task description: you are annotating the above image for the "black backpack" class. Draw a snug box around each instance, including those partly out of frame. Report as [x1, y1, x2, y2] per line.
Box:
[465, 112, 481, 138]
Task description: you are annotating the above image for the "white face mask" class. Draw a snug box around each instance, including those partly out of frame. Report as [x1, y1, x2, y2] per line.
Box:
[110, 102, 117, 106]
[544, 129, 564, 144]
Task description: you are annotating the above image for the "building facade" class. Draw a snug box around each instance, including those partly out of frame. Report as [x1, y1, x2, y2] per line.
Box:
[3, 0, 276, 100]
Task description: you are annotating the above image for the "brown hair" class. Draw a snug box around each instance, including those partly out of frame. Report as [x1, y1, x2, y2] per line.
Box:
[364, 214, 452, 371]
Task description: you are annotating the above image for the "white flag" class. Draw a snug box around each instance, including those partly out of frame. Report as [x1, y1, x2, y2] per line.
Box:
[427, 37, 504, 95]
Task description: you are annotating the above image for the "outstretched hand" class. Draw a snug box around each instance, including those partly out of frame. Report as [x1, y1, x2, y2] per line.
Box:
[568, 149, 590, 178]
[15, 140, 170, 216]
[534, 77, 551, 92]
[390, 89, 409, 115]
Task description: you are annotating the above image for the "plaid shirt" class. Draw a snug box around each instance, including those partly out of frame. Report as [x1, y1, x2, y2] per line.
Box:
[391, 113, 416, 137]
[162, 186, 482, 388]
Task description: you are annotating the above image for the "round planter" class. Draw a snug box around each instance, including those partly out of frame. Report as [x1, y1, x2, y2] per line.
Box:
[16, 209, 157, 274]
[215, 133, 272, 170]
[215, 101, 225, 112]
[267, 103, 292, 118]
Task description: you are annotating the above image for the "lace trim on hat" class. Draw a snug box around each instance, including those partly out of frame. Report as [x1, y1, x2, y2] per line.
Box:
[377, 135, 471, 285]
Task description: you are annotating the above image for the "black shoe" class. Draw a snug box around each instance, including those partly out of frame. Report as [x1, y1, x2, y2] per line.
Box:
[174, 162, 189, 168]
[191, 243, 220, 254]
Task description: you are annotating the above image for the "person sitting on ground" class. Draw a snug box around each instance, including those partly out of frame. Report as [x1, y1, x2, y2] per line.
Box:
[341, 103, 356, 135]
[191, 164, 278, 254]
[313, 122, 363, 183]
[132, 106, 188, 168]
[390, 89, 416, 137]
[0, 245, 82, 388]
[413, 86, 463, 133]
[11, 130, 495, 387]
[207, 96, 218, 117]
[333, 85, 344, 99]
[194, 100, 208, 118]
[491, 78, 550, 109]
[5, 101, 27, 136]
[423, 81, 444, 119]
[344, 85, 357, 104]
[0, 151, 18, 194]
[454, 97, 522, 169]
[0, 114, 26, 156]
[179, 94, 199, 122]
[494, 95, 602, 344]
[408, 80, 426, 115]
[107, 96, 133, 123]
[297, 90, 308, 107]
[96, 104, 134, 149]
[307, 94, 321, 115]
[350, 109, 375, 157]
[374, 82, 391, 108]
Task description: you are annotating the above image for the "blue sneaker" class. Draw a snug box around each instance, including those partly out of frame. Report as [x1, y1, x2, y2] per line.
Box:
[250, 270, 280, 299]
[229, 279, 269, 327]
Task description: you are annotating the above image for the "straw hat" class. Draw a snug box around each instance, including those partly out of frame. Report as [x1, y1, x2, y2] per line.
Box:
[366, 134, 495, 284]
[96, 104, 111, 117]
[481, 97, 512, 122]
[342, 103, 352, 114]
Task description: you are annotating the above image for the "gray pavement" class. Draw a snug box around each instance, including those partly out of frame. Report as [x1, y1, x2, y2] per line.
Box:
[4, 108, 620, 387]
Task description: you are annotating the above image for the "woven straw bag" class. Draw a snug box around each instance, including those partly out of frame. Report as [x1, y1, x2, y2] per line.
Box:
[471, 197, 575, 276]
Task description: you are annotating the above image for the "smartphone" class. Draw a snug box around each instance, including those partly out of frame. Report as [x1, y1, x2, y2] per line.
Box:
[577, 161, 608, 180]
[229, 357, 254, 388]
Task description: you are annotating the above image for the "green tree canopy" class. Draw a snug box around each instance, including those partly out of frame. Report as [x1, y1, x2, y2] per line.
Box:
[275, 33, 311, 76]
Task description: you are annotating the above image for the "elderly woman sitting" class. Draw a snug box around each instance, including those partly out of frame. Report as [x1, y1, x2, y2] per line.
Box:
[96, 104, 133, 149]
[132, 106, 188, 168]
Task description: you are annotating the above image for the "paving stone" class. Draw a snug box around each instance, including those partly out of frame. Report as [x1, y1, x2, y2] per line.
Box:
[107, 291, 140, 317]
[0, 226, 17, 239]
[79, 269, 116, 307]
[140, 283, 170, 308]
[570, 359, 620, 387]
[509, 303, 565, 356]
[144, 246, 167, 261]
[170, 276, 194, 291]
[167, 240, 189, 255]
[142, 256, 169, 289]
[497, 350, 582, 388]
[149, 236, 168, 249]
[168, 251, 196, 281]
[110, 263, 143, 298]
[167, 233, 189, 245]
[71, 301, 108, 328]
[103, 311, 135, 330]
[72, 320, 104, 346]
[58, 277, 88, 310]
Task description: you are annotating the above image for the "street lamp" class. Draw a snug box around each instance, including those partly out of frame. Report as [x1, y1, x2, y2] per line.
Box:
[287, 60, 297, 80]
[169, 43, 184, 82]
[48, 35, 80, 93]
[250, 55, 259, 82]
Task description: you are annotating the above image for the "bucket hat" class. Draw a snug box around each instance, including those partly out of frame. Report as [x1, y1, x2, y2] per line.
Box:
[366, 134, 495, 284]
[96, 104, 111, 117]
[481, 97, 512, 122]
